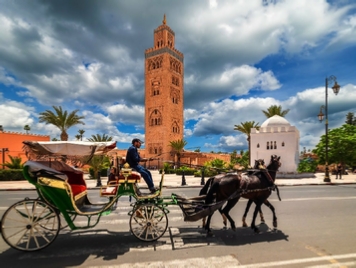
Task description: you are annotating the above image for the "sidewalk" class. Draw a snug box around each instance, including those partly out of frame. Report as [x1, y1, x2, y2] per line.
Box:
[0, 170, 355, 191]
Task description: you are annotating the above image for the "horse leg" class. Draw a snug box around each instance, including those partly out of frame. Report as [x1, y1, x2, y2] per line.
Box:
[259, 205, 265, 224]
[263, 199, 277, 228]
[242, 199, 253, 227]
[205, 214, 214, 236]
[251, 202, 262, 233]
[221, 198, 239, 230]
[202, 208, 226, 229]
[204, 182, 220, 236]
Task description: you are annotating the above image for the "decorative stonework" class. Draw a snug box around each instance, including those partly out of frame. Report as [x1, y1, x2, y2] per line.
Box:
[144, 15, 184, 167]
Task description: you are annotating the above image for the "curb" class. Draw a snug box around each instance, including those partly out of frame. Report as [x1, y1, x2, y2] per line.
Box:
[1, 182, 356, 191]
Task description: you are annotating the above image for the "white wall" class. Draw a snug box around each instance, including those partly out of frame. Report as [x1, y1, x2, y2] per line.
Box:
[250, 124, 300, 173]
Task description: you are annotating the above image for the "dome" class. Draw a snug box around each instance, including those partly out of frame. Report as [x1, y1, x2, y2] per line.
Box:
[261, 115, 291, 128]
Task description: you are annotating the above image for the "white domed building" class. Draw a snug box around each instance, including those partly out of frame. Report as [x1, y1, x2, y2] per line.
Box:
[250, 115, 300, 174]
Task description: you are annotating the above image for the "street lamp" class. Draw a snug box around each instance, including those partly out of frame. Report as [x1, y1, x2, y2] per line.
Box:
[317, 75, 340, 182]
[1, 148, 9, 169]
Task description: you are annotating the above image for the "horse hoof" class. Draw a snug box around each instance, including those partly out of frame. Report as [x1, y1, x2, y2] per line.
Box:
[206, 231, 214, 237]
[242, 223, 248, 227]
[273, 221, 278, 228]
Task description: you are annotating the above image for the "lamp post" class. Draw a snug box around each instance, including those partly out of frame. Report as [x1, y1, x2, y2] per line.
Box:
[317, 75, 340, 182]
[1, 148, 9, 169]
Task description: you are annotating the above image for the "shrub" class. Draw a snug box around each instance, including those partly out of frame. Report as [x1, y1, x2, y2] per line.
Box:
[298, 158, 318, 173]
[0, 169, 25, 181]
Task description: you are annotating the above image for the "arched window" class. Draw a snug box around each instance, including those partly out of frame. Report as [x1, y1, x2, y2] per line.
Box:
[274, 141, 277, 149]
[282, 142, 285, 147]
[150, 109, 162, 126]
[257, 143, 260, 148]
[267, 142, 269, 150]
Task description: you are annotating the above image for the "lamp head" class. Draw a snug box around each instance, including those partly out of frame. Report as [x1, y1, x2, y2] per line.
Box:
[318, 106, 325, 122]
[332, 81, 340, 95]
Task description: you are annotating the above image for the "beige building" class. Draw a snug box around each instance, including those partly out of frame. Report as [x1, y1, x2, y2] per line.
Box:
[250, 115, 300, 173]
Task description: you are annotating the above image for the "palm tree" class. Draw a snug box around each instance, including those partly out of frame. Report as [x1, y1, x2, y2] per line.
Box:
[169, 139, 188, 168]
[87, 134, 113, 186]
[78, 129, 85, 141]
[262, 105, 290, 118]
[24, 125, 31, 134]
[39, 106, 85, 141]
[87, 134, 113, 142]
[234, 121, 260, 165]
[75, 134, 81, 141]
[2, 155, 23, 169]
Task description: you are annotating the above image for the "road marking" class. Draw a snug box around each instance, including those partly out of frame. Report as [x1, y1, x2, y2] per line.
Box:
[237, 253, 356, 268]
[87, 255, 241, 267]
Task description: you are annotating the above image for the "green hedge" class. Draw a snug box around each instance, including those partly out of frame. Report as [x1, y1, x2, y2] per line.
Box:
[0, 169, 25, 181]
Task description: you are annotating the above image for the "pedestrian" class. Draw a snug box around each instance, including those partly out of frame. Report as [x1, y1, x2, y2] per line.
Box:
[336, 163, 342, 180]
[126, 138, 158, 193]
[107, 167, 117, 184]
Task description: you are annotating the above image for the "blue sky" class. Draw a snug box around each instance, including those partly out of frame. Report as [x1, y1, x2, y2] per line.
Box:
[1, 0, 356, 153]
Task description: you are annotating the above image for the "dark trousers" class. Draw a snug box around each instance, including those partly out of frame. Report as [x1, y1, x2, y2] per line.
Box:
[134, 165, 154, 189]
[336, 170, 342, 179]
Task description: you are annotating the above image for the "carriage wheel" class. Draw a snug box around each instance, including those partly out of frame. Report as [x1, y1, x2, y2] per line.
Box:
[129, 204, 168, 242]
[0, 199, 60, 252]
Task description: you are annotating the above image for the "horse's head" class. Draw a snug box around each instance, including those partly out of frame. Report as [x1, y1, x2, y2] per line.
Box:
[254, 159, 265, 169]
[267, 155, 281, 171]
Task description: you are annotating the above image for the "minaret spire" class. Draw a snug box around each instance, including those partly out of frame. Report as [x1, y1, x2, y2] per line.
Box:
[163, 14, 166, 25]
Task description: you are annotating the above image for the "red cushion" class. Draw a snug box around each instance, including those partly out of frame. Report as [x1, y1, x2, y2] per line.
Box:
[71, 185, 87, 196]
[101, 186, 117, 196]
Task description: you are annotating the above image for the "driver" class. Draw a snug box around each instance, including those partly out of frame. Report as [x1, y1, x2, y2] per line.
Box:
[125, 138, 158, 194]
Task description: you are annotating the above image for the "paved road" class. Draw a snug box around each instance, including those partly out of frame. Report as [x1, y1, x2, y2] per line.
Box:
[1, 186, 356, 267]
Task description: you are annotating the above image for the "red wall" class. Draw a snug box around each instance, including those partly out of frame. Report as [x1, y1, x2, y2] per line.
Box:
[0, 131, 50, 168]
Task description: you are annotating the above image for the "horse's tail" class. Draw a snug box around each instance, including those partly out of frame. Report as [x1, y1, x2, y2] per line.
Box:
[199, 177, 215, 196]
[205, 181, 220, 204]
[275, 185, 281, 201]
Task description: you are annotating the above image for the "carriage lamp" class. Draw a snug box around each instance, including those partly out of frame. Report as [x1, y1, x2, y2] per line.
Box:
[317, 75, 341, 182]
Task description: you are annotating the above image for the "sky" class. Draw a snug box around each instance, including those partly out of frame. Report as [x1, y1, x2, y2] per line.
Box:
[1, 0, 356, 153]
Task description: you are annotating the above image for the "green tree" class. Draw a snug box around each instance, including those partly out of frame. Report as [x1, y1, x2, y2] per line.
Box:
[298, 157, 318, 173]
[75, 134, 81, 141]
[205, 158, 227, 171]
[24, 125, 31, 134]
[234, 121, 260, 164]
[313, 124, 356, 167]
[169, 139, 188, 168]
[78, 129, 85, 141]
[39, 106, 85, 141]
[2, 155, 24, 169]
[262, 105, 290, 118]
[235, 150, 250, 169]
[87, 134, 113, 142]
[345, 112, 356, 125]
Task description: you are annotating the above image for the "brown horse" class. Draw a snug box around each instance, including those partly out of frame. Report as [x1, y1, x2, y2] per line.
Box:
[241, 159, 281, 227]
[204, 155, 281, 234]
[200, 159, 269, 228]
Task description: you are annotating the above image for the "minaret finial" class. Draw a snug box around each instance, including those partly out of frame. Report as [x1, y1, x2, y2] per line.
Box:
[163, 14, 166, 25]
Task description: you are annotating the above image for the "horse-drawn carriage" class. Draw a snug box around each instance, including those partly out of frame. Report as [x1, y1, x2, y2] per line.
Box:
[0, 141, 223, 252]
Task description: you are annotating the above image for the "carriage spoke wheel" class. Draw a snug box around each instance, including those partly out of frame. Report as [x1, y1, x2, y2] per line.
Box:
[129, 204, 168, 242]
[0, 199, 60, 252]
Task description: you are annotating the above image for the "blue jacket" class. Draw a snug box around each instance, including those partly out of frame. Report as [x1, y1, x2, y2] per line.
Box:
[126, 145, 140, 168]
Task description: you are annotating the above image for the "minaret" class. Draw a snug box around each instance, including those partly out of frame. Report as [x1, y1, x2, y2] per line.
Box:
[144, 15, 184, 167]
